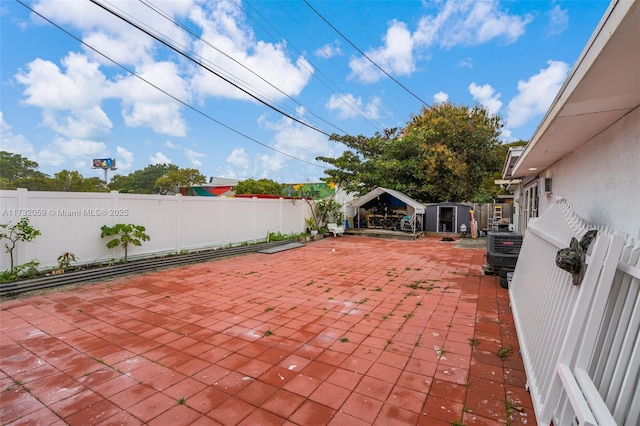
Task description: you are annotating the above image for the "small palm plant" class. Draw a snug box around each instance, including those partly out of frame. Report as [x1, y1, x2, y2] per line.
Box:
[100, 223, 150, 262]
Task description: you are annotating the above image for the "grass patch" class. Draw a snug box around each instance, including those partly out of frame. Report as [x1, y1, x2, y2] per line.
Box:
[406, 280, 440, 291]
[496, 346, 514, 360]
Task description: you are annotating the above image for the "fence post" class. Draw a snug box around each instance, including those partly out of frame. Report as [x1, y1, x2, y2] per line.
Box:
[253, 196, 259, 243]
[175, 193, 182, 253]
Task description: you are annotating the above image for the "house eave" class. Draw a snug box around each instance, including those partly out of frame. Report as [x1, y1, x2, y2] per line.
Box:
[512, 0, 640, 177]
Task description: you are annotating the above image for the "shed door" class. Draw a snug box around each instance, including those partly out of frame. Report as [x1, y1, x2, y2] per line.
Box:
[437, 206, 456, 233]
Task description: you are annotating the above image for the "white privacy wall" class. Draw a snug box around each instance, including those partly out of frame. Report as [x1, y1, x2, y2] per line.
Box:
[538, 106, 640, 239]
[0, 190, 310, 271]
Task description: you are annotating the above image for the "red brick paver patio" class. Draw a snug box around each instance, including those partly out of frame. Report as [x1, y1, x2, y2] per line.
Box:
[0, 236, 535, 425]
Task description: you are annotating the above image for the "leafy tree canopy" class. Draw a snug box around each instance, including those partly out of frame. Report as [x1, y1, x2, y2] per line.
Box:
[234, 178, 285, 196]
[0, 151, 43, 181]
[318, 103, 509, 203]
[108, 164, 179, 194]
[0, 151, 48, 189]
[155, 168, 206, 195]
[0, 151, 107, 191]
[52, 170, 107, 192]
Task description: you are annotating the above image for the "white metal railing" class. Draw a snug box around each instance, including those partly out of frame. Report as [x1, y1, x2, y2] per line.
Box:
[510, 200, 638, 425]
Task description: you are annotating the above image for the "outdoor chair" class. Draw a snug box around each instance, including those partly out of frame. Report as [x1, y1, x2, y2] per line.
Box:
[400, 215, 414, 232]
[327, 223, 345, 237]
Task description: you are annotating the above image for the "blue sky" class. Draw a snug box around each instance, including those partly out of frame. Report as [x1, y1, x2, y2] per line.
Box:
[1, 0, 610, 183]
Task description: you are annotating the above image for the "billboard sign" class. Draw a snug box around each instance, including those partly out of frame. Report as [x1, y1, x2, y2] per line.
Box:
[93, 158, 116, 169]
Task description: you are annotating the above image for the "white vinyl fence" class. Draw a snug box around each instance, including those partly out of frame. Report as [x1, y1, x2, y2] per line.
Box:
[0, 189, 310, 271]
[510, 200, 639, 425]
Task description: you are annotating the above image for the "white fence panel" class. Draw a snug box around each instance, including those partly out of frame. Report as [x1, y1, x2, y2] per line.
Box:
[0, 189, 310, 271]
[510, 200, 638, 425]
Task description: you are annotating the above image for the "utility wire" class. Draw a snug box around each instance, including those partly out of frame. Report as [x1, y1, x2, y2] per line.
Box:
[271, 0, 386, 132]
[138, 0, 349, 136]
[242, 0, 384, 133]
[304, 0, 432, 110]
[88, 0, 331, 137]
[15, 0, 328, 170]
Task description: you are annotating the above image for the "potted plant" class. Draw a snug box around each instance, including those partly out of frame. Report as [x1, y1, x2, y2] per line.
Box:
[305, 217, 318, 236]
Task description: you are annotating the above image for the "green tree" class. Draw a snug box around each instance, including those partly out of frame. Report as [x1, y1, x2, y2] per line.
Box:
[7, 176, 56, 191]
[0, 217, 41, 274]
[52, 170, 107, 192]
[0, 151, 43, 181]
[0, 151, 50, 189]
[234, 178, 285, 196]
[108, 164, 178, 194]
[100, 223, 150, 262]
[318, 103, 505, 202]
[155, 168, 206, 195]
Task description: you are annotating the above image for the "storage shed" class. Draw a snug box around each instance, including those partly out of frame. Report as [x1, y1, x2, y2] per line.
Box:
[348, 187, 425, 232]
[425, 202, 473, 233]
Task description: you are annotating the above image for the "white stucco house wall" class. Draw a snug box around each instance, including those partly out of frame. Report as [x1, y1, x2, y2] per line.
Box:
[506, 0, 639, 239]
[503, 2, 640, 424]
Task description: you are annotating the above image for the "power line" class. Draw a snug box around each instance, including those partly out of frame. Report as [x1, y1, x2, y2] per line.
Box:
[138, 0, 350, 136]
[271, 0, 386, 133]
[15, 0, 328, 170]
[88, 0, 331, 138]
[303, 0, 432, 110]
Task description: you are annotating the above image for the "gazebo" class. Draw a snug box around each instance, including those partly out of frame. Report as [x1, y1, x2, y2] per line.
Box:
[348, 187, 425, 233]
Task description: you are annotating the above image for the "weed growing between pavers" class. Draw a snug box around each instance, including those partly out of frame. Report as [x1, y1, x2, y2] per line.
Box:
[496, 346, 514, 360]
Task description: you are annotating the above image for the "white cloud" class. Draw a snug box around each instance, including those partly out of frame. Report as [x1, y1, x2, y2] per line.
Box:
[506, 60, 569, 128]
[258, 114, 340, 164]
[315, 41, 342, 59]
[413, 0, 532, 49]
[227, 147, 249, 168]
[325, 93, 381, 120]
[15, 51, 189, 139]
[15, 53, 113, 138]
[34, 136, 107, 167]
[468, 82, 502, 115]
[116, 146, 134, 170]
[349, 0, 532, 83]
[21, 2, 197, 139]
[500, 129, 514, 142]
[32, 0, 193, 67]
[0, 112, 35, 158]
[546, 5, 569, 36]
[185, 149, 205, 167]
[458, 57, 474, 68]
[224, 147, 250, 178]
[52, 136, 106, 158]
[163, 141, 205, 167]
[36, 147, 66, 166]
[116, 61, 188, 137]
[150, 152, 172, 165]
[190, 0, 313, 101]
[349, 20, 414, 83]
[364, 97, 382, 121]
[433, 91, 449, 104]
[245, 112, 343, 179]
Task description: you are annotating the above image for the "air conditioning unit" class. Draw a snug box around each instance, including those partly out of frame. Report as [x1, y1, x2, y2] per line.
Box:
[485, 231, 523, 273]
